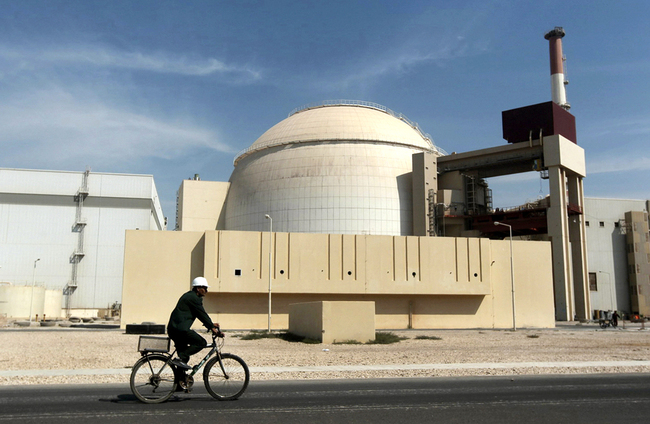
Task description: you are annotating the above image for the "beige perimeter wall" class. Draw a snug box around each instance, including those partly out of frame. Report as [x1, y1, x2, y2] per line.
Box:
[121, 230, 555, 330]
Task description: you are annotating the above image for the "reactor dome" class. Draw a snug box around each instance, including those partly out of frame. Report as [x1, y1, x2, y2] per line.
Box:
[224, 101, 446, 235]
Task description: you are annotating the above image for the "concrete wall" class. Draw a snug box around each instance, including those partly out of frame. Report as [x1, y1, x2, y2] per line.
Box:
[121, 230, 206, 326]
[626, 211, 650, 315]
[177, 180, 230, 231]
[122, 230, 555, 330]
[289, 301, 375, 343]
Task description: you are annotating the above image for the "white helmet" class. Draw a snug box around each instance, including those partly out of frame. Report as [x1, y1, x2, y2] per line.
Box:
[191, 276, 209, 288]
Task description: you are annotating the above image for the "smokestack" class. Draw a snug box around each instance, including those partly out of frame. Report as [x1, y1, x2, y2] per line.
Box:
[544, 27, 570, 110]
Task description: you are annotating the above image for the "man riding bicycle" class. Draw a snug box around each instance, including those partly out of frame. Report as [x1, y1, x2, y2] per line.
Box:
[167, 276, 221, 370]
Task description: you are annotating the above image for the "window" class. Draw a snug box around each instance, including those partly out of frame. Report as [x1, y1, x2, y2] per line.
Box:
[599, 222, 605, 227]
[589, 273, 597, 291]
[586, 221, 590, 227]
[615, 222, 620, 228]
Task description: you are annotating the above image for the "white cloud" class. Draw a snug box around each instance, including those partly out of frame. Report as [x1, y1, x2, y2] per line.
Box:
[587, 156, 650, 175]
[0, 42, 248, 171]
[0, 88, 233, 170]
[0, 44, 261, 81]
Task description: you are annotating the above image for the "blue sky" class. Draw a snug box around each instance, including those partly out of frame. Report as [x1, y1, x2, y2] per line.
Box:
[1, 0, 648, 228]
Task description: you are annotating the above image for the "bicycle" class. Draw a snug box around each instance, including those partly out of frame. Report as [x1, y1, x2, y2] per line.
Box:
[599, 318, 618, 329]
[130, 331, 250, 404]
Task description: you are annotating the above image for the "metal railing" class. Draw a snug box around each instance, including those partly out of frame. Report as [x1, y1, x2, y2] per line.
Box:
[234, 100, 447, 165]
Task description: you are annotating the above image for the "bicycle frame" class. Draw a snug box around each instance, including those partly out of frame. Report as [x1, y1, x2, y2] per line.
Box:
[184, 334, 223, 378]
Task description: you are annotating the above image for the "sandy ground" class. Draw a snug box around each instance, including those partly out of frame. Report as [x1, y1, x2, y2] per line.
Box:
[1, 323, 650, 385]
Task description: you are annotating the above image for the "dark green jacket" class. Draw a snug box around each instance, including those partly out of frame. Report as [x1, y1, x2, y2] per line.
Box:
[167, 290, 215, 332]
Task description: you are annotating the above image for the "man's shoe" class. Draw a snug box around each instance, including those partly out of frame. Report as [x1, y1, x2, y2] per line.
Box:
[171, 358, 191, 370]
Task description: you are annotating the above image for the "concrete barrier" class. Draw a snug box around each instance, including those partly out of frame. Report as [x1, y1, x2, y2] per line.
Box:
[289, 301, 375, 343]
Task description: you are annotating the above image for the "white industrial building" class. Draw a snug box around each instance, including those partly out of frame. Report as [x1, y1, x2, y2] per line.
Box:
[0, 168, 165, 319]
[584, 197, 650, 316]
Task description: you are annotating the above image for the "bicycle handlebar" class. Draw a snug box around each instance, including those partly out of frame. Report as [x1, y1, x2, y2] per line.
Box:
[208, 328, 225, 338]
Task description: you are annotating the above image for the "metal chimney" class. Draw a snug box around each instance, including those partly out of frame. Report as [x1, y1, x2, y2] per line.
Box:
[544, 27, 570, 110]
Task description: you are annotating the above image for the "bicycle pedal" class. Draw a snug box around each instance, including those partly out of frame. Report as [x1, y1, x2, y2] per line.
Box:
[184, 388, 192, 394]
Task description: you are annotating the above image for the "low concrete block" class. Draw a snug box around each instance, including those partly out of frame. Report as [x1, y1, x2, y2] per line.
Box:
[289, 301, 375, 344]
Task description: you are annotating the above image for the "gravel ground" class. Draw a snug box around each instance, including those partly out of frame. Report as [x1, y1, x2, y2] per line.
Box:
[2, 323, 650, 385]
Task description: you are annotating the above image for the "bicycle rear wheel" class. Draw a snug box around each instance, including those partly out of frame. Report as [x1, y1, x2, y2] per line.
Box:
[203, 353, 250, 400]
[130, 354, 177, 403]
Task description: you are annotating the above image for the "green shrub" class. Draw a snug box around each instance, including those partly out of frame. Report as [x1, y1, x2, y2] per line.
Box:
[415, 335, 442, 340]
[367, 332, 407, 344]
[238, 331, 321, 344]
[239, 331, 278, 340]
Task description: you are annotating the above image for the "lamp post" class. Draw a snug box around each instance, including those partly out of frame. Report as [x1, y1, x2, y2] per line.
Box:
[29, 258, 40, 322]
[264, 215, 273, 333]
[494, 222, 516, 331]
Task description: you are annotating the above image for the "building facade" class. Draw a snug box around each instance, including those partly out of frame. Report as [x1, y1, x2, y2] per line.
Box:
[0, 168, 165, 318]
[584, 197, 650, 316]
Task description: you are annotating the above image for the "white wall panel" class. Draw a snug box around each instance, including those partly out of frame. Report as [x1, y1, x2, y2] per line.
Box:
[584, 197, 647, 313]
[0, 168, 165, 311]
[0, 169, 83, 196]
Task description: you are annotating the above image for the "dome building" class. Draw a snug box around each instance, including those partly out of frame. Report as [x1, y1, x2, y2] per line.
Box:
[223, 101, 446, 236]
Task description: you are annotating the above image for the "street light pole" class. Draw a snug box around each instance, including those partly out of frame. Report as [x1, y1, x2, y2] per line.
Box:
[264, 214, 273, 333]
[494, 222, 516, 331]
[29, 258, 40, 322]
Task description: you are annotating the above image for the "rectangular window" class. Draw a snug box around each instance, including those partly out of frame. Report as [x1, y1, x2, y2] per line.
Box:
[600, 222, 605, 227]
[589, 272, 597, 291]
[585, 221, 590, 227]
[615, 222, 620, 228]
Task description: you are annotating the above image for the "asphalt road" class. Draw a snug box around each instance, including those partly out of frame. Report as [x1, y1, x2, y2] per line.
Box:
[1, 374, 649, 423]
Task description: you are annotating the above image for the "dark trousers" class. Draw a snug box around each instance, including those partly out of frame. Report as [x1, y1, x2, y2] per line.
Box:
[167, 328, 207, 363]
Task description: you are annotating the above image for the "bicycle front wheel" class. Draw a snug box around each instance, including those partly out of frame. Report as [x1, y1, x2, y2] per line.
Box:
[203, 353, 250, 400]
[130, 354, 177, 404]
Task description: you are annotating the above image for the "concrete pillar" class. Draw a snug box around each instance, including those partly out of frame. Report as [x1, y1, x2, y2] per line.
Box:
[547, 166, 574, 320]
[411, 152, 438, 236]
[567, 174, 590, 320]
